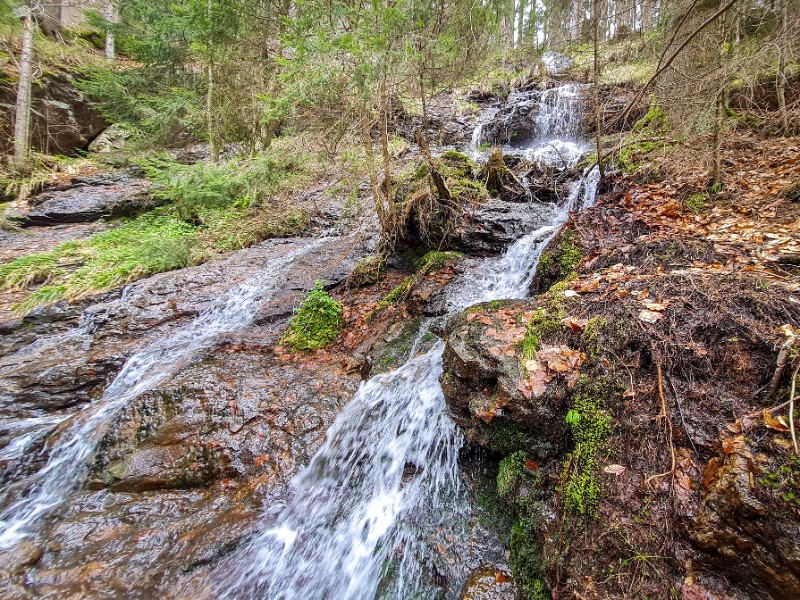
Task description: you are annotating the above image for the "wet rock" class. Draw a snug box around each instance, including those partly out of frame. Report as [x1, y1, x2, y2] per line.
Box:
[88, 125, 131, 153]
[0, 75, 107, 156]
[441, 299, 571, 457]
[480, 90, 542, 146]
[90, 348, 359, 493]
[10, 174, 154, 226]
[687, 439, 800, 600]
[460, 565, 517, 600]
[449, 199, 554, 256]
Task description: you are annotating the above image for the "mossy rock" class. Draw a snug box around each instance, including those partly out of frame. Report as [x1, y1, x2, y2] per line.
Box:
[530, 228, 582, 294]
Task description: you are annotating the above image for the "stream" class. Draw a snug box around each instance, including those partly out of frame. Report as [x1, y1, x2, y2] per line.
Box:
[0, 82, 597, 598]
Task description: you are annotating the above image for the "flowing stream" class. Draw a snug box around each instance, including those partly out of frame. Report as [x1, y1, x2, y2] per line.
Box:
[213, 84, 599, 599]
[0, 82, 597, 599]
[0, 239, 329, 548]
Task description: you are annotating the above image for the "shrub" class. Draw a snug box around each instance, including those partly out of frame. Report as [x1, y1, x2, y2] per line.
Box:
[281, 282, 344, 351]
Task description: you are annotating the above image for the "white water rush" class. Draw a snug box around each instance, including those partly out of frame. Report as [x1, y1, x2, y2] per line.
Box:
[212, 88, 600, 599]
[0, 239, 328, 548]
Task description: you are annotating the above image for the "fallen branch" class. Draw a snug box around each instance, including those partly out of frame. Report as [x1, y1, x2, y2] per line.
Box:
[766, 333, 797, 398]
[790, 362, 799, 455]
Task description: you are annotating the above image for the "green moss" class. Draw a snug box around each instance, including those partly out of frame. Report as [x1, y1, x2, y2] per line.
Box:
[521, 284, 571, 364]
[281, 281, 344, 351]
[510, 518, 551, 600]
[685, 193, 708, 214]
[533, 230, 582, 293]
[371, 317, 424, 374]
[562, 376, 618, 518]
[497, 451, 528, 499]
[487, 419, 536, 455]
[582, 316, 607, 358]
[757, 455, 800, 510]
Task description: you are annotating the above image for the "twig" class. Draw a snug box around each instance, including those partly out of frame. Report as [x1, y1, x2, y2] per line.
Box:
[790, 362, 799, 455]
[766, 334, 797, 398]
[645, 365, 676, 488]
[666, 375, 698, 457]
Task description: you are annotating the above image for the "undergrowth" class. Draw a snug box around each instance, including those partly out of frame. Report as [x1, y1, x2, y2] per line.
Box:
[281, 282, 344, 351]
[0, 213, 198, 313]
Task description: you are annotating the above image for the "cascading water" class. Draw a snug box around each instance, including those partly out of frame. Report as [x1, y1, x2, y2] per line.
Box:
[0, 238, 329, 548]
[526, 83, 590, 169]
[212, 86, 599, 599]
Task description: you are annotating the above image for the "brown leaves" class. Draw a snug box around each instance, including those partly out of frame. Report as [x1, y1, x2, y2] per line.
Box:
[518, 346, 585, 400]
[763, 410, 791, 432]
[562, 316, 588, 332]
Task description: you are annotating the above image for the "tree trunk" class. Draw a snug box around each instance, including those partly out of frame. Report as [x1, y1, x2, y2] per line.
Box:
[414, 130, 451, 201]
[516, 0, 527, 48]
[712, 92, 724, 189]
[593, 0, 605, 184]
[777, 0, 789, 135]
[13, 2, 35, 171]
[104, 1, 116, 61]
[206, 0, 219, 164]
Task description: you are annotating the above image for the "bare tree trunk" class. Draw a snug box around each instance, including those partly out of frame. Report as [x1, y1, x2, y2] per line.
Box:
[777, 0, 789, 135]
[712, 92, 723, 189]
[379, 81, 393, 211]
[206, 0, 219, 164]
[516, 0, 527, 48]
[593, 0, 605, 184]
[13, 2, 35, 171]
[571, 0, 582, 40]
[104, 1, 116, 61]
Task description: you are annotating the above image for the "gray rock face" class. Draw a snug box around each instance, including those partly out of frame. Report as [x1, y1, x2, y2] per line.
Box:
[0, 227, 378, 598]
[10, 173, 154, 226]
[449, 199, 555, 256]
[88, 124, 131, 153]
[0, 74, 107, 156]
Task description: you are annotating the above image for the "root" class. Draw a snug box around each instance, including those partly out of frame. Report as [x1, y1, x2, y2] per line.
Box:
[645, 365, 676, 489]
[765, 333, 797, 398]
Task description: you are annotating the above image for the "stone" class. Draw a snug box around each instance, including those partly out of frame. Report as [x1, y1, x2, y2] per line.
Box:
[11, 174, 154, 226]
[88, 125, 131, 153]
[460, 565, 517, 600]
[449, 199, 555, 256]
[0, 74, 107, 156]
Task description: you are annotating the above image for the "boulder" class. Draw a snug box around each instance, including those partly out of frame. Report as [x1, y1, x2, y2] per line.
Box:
[11, 174, 154, 225]
[0, 74, 107, 156]
[449, 199, 555, 256]
[88, 125, 131, 153]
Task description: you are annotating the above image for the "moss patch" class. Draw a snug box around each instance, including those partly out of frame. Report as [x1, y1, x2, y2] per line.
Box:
[561, 376, 618, 518]
[281, 282, 344, 351]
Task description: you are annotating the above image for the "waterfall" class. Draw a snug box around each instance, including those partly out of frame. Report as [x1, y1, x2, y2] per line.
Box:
[0, 238, 329, 548]
[211, 108, 600, 597]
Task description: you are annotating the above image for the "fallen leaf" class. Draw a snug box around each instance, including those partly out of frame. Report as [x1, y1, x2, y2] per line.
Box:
[644, 302, 668, 311]
[572, 278, 601, 293]
[638, 309, 663, 323]
[603, 464, 626, 475]
[764, 409, 791, 432]
[622, 387, 636, 398]
[722, 435, 746, 455]
[563, 317, 588, 332]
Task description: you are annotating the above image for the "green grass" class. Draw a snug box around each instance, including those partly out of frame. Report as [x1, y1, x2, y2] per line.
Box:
[1, 213, 198, 313]
[1, 142, 317, 313]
